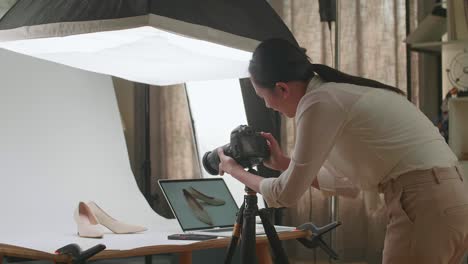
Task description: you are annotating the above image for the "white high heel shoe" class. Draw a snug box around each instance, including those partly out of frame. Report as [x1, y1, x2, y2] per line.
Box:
[87, 201, 147, 234]
[74, 202, 104, 238]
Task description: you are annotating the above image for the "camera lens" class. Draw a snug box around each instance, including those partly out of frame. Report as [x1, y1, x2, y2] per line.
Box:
[202, 151, 220, 175]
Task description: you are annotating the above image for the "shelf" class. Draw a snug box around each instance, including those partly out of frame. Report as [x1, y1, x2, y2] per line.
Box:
[450, 97, 468, 102]
[410, 41, 443, 53]
[457, 161, 468, 180]
[409, 40, 468, 54]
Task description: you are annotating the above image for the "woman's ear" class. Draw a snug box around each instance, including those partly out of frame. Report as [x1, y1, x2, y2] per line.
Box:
[275, 82, 290, 98]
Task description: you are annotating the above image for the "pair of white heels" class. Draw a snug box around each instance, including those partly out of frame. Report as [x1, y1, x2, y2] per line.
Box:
[74, 201, 147, 238]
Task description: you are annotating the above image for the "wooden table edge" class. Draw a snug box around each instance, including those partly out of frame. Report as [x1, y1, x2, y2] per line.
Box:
[0, 230, 309, 261]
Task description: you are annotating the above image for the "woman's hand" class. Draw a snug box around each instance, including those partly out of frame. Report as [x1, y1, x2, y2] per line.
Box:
[217, 148, 263, 192]
[217, 148, 243, 176]
[260, 132, 290, 171]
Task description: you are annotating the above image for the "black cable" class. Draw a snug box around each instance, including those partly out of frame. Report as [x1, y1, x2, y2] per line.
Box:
[329, 22, 334, 68]
[464, 0, 468, 28]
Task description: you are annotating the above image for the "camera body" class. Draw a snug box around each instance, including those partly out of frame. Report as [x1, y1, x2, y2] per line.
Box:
[202, 125, 270, 175]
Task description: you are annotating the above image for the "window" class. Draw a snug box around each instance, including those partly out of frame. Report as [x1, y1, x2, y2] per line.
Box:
[187, 79, 265, 208]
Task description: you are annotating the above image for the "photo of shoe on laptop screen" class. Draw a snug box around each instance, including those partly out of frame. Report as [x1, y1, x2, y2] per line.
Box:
[158, 178, 295, 237]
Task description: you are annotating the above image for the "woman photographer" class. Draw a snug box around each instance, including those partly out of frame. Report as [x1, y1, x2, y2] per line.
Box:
[217, 38, 468, 263]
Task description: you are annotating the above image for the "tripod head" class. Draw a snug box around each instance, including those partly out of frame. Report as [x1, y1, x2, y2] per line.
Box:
[243, 167, 259, 194]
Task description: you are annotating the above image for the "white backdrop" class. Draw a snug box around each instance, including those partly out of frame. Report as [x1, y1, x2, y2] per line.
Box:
[0, 48, 194, 253]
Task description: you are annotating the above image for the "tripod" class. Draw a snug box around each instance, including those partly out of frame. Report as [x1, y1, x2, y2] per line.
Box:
[224, 168, 289, 264]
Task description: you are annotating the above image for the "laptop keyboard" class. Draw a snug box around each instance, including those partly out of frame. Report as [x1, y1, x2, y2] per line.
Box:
[202, 226, 265, 233]
[204, 227, 234, 233]
[203, 226, 293, 233]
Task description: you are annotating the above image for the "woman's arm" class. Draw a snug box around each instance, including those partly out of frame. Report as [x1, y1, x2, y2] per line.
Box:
[259, 93, 347, 207]
[217, 148, 359, 205]
[219, 92, 348, 207]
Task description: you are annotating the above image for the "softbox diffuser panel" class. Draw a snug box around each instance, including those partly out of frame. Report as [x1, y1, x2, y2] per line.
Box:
[0, 26, 252, 85]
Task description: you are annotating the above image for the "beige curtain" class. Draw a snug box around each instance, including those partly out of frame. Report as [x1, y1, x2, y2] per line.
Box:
[114, 81, 200, 218]
[149, 84, 200, 217]
[270, 1, 418, 263]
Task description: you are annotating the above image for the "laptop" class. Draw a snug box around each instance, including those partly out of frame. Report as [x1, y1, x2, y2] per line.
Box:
[158, 178, 295, 237]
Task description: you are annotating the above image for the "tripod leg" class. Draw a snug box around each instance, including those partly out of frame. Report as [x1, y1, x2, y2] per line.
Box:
[240, 193, 258, 264]
[224, 203, 244, 264]
[258, 209, 289, 264]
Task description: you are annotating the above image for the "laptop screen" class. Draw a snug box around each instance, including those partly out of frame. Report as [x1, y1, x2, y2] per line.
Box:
[158, 178, 239, 231]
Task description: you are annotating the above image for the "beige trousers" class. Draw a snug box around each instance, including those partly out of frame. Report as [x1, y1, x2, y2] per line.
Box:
[379, 166, 468, 264]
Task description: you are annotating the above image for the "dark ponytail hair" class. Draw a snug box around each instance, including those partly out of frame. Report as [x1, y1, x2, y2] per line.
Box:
[248, 38, 405, 96]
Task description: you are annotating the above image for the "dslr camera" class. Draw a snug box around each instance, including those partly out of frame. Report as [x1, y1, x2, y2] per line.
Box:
[202, 125, 270, 175]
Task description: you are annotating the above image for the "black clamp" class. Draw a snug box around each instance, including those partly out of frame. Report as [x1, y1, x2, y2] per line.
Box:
[296, 221, 341, 260]
[55, 243, 106, 264]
